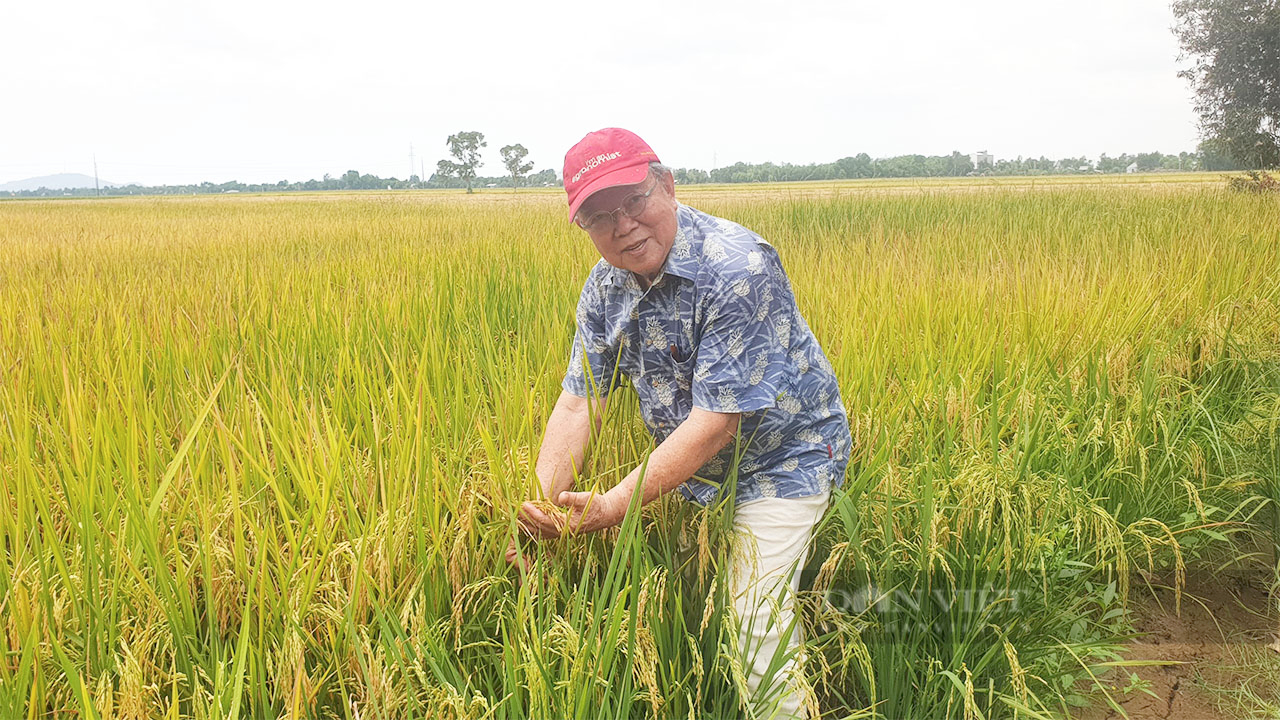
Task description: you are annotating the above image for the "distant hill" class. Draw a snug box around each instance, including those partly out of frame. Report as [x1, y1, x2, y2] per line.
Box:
[0, 173, 119, 192]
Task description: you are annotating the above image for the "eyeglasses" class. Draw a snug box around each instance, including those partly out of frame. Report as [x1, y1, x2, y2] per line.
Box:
[574, 176, 658, 233]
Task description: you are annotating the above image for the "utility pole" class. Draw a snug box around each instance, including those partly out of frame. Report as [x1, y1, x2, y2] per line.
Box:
[93, 155, 100, 196]
[409, 143, 415, 185]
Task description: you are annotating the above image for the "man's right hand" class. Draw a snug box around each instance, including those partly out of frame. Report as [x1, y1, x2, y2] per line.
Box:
[504, 390, 605, 573]
[505, 500, 568, 574]
[517, 500, 569, 539]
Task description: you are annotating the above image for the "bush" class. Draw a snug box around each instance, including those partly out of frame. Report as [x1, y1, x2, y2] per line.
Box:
[1226, 170, 1280, 193]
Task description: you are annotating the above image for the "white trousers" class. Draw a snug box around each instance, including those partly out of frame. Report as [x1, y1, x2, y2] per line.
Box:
[730, 491, 829, 720]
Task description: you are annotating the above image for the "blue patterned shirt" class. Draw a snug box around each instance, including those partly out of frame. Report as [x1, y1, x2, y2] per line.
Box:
[562, 204, 852, 505]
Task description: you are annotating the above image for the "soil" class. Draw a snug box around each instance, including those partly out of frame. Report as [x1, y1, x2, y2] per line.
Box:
[1076, 566, 1277, 720]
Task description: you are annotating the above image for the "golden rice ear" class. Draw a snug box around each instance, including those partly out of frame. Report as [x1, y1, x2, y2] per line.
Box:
[632, 568, 667, 716]
[1001, 636, 1028, 703]
[813, 541, 850, 598]
[527, 499, 570, 532]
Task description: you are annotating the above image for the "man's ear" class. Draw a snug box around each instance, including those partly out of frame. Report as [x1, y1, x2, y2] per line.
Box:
[660, 169, 676, 199]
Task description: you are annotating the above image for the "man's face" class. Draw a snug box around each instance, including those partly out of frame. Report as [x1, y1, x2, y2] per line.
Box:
[576, 170, 678, 286]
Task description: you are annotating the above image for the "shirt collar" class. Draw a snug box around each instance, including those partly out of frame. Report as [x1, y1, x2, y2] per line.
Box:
[661, 212, 700, 282]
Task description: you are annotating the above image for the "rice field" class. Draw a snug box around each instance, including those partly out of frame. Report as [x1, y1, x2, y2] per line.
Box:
[2, 178, 1279, 719]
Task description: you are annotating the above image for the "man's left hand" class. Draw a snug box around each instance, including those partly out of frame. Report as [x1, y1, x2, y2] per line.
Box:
[557, 489, 628, 534]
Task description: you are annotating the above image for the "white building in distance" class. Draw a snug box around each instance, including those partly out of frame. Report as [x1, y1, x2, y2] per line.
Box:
[971, 150, 993, 168]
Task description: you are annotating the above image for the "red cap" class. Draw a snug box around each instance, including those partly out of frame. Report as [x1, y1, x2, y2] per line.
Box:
[563, 128, 661, 221]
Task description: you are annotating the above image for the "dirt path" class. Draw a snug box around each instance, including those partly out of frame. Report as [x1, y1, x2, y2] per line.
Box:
[1078, 567, 1277, 720]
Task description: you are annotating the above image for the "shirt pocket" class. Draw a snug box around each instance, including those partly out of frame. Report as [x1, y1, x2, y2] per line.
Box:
[667, 337, 697, 392]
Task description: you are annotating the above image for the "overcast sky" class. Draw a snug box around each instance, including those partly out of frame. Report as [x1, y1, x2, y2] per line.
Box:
[0, 0, 1199, 186]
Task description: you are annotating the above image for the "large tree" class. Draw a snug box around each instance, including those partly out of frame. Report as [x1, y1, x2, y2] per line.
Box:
[499, 143, 535, 190]
[437, 131, 487, 193]
[1173, 0, 1280, 168]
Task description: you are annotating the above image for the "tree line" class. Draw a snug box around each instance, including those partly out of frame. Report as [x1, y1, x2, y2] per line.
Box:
[664, 148, 1234, 185]
[1, 168, 559, 198]
[3, 145, 1250, 198]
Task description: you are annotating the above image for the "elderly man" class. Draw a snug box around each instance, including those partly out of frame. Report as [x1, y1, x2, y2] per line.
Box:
[509, 128, 851, 719]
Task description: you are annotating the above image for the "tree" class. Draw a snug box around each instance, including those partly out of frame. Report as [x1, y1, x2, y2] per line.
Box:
[946, 151, 974, 176]
[835, 153, 873, 179]
[1135, 152, 1164, 172]
[1198, 138, 1245, 170]
[437, 131, 487, 193]
[1173, 0, 1280, 168]
[527, 168, 558, 186]
[499, 144, 535, 190]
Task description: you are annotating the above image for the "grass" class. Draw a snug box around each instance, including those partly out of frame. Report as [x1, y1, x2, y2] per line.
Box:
[1200, 642, 1280, 718]
[1, 181, 1278, 718]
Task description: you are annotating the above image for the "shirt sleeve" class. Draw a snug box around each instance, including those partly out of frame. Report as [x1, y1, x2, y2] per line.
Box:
[691, 253, 791, 414]
[561, 281, 618, 399]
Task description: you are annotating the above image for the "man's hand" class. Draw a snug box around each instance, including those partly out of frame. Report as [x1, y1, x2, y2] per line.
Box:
[557, 488, 628, 534]
[505, 490, 622, 576]
[504, 391, 611, 575]
[505, 538, 531, 573]
[516, 501, 569, 539]
[506, 501, 568, 576]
